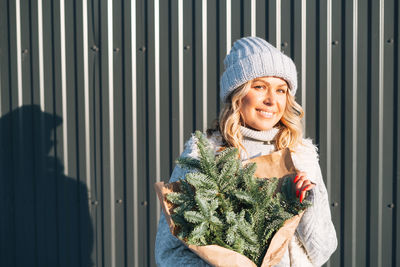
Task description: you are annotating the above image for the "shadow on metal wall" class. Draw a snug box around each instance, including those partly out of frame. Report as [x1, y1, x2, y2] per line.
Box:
[0, 105, 94, 267]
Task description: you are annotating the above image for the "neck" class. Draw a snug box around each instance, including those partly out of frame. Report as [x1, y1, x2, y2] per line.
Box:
[240, 126, 280, 142]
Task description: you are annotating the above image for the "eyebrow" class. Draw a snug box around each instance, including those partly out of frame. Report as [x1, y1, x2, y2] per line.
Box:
[252, 79, 288, 87]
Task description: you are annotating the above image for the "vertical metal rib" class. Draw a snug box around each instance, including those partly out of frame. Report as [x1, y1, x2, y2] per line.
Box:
[82, 0, 91, 198]
[107, 0, 116, 266]
[16, 0, 22, 106]
[60, 0, 69, 175]
[226, 0, 231, 52]
[154, 0, 161, 220]
[178, 0, 184, 153]
[276, 0, 281, 50]
[131, 1, 139, 265]
[301, 0, 306, 130]
[352, 0, 358, 265]
[202, 0, 208, 131]
[0, 59, 1, 115]
[38, 0, 45, 110]
[251, 0, 256, 37]
[378, 0, 384, 264]
[326, 0, 332, 195]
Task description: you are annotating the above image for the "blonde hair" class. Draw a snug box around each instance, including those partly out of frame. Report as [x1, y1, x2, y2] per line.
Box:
[208, 80, 304, 153]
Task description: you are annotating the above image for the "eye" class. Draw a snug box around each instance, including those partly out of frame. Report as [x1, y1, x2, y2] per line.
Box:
[253, 85, 265, 90]
[277, 88, 287, 93]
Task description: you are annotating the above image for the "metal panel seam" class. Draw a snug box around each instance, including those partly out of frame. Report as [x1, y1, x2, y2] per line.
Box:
[38, 0, 45, 110]
[178, 0, 184, 153]
[83, 0, 91, 197]
[16, 0, 22, 106]
[352, 0, 358, 266]
[378, 0, 384, 264]
[107, 0, 116, 265]
[131, 1, 139, 265]
[326, 0, 332, 197]
[226, 0, 231, 52]
[60, 0, 69, 175]
[301, 0, 306, 130]
[276, 0, 281, 50]
[251, 0, 256, 37]
[154, 0, 161, 221]
[202, 0, 207, 131]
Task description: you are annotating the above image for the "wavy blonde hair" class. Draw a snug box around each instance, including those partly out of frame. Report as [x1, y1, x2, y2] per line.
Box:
[208, 79, 304, 153]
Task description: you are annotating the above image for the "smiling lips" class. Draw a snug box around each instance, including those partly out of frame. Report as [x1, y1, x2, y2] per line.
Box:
[256, 109, 274, 118]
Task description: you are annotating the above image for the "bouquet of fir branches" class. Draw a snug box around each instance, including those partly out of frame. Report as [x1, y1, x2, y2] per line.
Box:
[155, 131, 311, 267]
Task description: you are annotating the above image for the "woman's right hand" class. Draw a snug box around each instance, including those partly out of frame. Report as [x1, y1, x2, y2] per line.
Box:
[293, 171, 315, 203]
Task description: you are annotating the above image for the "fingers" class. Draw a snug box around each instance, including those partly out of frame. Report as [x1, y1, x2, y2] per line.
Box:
[299, 183, 315, 203]
[294, 172, 307, 194]
[293, 172, 315, 203]
[293, 172, 306, 183]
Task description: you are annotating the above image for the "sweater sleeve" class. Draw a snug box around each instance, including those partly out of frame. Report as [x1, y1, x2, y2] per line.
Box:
[291, 139, 338, 266]
[154, 135, 212, 267]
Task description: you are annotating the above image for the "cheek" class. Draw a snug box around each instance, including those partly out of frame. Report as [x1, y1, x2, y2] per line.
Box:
[279, 97, 287, 111]
[241, 97, 250, 108]
[240, 95, 255, 112]
[276, 98, 287, 118]
[281, 102, 287, 113]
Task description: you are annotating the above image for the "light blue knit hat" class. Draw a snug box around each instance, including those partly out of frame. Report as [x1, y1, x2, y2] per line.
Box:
[220, 36, 298, 102]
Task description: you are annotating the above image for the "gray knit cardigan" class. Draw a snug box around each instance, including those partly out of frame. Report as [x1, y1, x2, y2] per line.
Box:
[155, 127, 337, 267]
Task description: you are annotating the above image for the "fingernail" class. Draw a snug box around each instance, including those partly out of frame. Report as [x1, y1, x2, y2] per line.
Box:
[296, 190, 299, 198]
[294, 175, 299, 183]
[300, 194, 303, 203]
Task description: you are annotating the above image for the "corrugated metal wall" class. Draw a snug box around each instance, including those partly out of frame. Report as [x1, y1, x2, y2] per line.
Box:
[0, 0, 399, 266]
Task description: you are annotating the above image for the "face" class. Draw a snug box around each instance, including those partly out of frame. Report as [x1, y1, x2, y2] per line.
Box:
[239, 76, 288, 131]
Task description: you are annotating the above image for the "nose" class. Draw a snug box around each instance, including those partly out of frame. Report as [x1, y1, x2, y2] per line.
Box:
[263, 90, 275, 106]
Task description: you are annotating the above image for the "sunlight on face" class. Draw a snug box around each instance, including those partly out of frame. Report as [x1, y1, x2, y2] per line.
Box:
[240, 76, 288, 131]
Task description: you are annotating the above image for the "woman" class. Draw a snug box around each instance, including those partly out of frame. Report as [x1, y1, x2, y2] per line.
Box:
[155, 37, 337, 266]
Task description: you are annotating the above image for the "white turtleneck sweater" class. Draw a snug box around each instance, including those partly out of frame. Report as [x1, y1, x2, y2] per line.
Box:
[155, 127, 337, 267]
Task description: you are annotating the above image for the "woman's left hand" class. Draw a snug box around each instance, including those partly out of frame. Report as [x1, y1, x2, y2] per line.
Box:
[293, 171, 316, 203]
